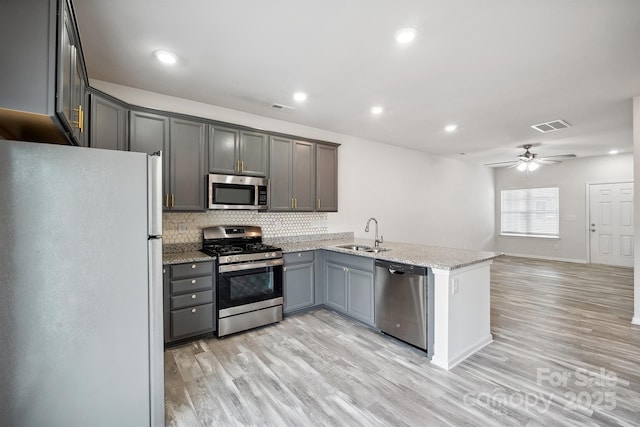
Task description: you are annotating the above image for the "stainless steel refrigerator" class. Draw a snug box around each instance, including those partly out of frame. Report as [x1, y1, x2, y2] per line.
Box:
[0, 140, 164, 427]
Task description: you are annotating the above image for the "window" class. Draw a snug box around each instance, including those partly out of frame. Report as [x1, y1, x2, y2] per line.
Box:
[500, 187, 559, 237]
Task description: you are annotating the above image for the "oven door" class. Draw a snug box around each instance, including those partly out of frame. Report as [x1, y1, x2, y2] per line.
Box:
[218, 259, 283, 311]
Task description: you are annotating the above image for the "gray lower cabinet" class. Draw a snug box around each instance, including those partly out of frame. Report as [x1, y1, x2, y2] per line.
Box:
[209, 126, 268, 176]
[283, 251, 315, 313]
[324, 251, 375, 326]
[130, 110, 206, 211]
[315, 144, 338, 212]
[269, 136, 315, 211]
[89, 89, 128, 150]
[164, 260, 216, 344]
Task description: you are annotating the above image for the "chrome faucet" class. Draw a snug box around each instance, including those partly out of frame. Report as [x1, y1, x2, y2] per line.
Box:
[365, 217, 384, 248]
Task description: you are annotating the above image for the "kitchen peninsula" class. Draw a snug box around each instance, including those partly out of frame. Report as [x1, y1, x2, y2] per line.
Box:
[164, 233, 500, 370]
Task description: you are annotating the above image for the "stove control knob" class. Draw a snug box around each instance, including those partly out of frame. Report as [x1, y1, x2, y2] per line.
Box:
[264, 253, 269, 258]
[271, 252, 276, 257]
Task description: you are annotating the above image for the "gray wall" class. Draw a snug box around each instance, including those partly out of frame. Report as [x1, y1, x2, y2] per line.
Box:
[494, 153, 633, 262]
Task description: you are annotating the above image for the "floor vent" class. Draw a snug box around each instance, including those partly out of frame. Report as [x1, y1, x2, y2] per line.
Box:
[531, 119, 571, 133]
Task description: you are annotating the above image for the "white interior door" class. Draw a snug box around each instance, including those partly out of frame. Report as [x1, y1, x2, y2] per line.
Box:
[589, 182, 634, 267]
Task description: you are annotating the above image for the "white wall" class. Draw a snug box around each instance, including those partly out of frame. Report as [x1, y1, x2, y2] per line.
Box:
[93, 80, 495, 251]
[494, 153, 633, 262]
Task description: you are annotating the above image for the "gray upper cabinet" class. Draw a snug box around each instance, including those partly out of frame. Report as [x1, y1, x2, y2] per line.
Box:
[130, 111, 206, 211]
[0, 0, 88, 145]
[169, 118, 206, 211]
[208, 126, 238, 175]
[316, 144, 338, 212]
[89, 90, 128, 151]
[269, 136, 315, 211]
[209, 127, 267, 176]
[269, 136, 293, 211]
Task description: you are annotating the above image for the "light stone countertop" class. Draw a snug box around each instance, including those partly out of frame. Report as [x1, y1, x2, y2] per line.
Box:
[162, 236, 501, 270]
[162, 251, 214, 265]
[280, 238, 501, 271]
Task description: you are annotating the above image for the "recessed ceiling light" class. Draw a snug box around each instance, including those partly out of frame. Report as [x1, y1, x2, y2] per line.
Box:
[154, 50, 178, 65]
[445, 124, 458, 133]
[370, 105, 384, 115]
[395, 28, 417, 44]
[609, 149, 620, 155]
[293, 92, 307, 102]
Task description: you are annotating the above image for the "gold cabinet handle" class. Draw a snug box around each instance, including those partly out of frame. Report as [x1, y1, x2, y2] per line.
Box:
[165, 194, 169, 207]
[291, 198, 294, 209]
[317, 198, 321, 209]
[71, 105, 84, 132]
[171, 193, 175, 207]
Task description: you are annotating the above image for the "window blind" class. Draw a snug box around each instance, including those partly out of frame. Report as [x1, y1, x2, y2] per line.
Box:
[500, 187, 559, 237]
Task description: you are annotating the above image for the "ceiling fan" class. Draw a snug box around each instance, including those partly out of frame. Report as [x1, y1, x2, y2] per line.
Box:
[485, 144, 576, 171]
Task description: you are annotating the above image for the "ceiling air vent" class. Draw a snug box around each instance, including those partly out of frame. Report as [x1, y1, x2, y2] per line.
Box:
[531, 119, 571, 133]
[271, 103, 295, 111]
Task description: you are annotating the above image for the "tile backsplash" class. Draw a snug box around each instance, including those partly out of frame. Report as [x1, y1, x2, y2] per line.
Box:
[163, 211, 329, 244]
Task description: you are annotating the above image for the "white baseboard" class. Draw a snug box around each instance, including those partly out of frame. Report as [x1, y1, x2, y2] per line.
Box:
[431, 335, 493, 371]
[632, 316, 640, 326]
[502, 252, 587, 264]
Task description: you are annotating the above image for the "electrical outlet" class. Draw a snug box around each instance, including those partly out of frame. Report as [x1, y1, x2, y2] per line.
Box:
[451, 278, 459, 295]
[178, 222, 187, 234]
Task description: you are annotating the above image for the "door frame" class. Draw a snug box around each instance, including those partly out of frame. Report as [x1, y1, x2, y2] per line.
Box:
[585, 180, 634, 264]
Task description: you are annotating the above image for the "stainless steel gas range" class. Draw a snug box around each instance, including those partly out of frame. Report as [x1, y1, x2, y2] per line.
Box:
[201, 226, 283, 337]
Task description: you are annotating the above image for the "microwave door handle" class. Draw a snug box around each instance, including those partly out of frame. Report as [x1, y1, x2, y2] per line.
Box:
[219, 258, 284, 273]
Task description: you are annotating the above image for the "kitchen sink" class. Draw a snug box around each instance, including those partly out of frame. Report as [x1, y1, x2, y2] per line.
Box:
[336, 244, 390, 253]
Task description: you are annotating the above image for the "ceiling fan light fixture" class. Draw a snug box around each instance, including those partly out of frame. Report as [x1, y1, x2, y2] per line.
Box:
[528, 162, 539, 171]
[517, 163, 527, 171]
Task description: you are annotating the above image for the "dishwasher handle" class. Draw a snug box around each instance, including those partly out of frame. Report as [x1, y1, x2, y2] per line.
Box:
[376, 260, 428, 276]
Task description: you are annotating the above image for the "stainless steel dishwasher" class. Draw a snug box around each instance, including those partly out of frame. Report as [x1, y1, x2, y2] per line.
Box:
[375, 260, 431, 352]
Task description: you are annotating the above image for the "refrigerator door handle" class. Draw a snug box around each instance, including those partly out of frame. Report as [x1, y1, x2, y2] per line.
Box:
[148, 152, 163, 237]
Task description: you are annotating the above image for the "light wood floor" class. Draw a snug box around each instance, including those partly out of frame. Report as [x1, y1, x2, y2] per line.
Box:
[164, 256, 640, 426]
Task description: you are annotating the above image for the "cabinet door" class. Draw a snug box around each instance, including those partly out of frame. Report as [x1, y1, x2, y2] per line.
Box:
[284, 262, 315, 313]
[325, 262, 347, 313]
[89, 92, 128, 151]
[347, 268, 375, 326]
[209, 126, 239, 174]
[239, 130, 268, 176]
[293, 141, 315, 211]
[58, 3, 74, 136]
[269, 136, 293, 211]
[316, 144, 338, 212]
[170, 118, 206, 211]
[129, 111, 170, 201]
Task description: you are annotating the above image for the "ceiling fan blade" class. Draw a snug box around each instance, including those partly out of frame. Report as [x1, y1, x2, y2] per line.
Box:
[507, 162, 523, 169]
[484, 160, 518, 167]
[538, 154, 576, 160]
[534, 159, 561, 165]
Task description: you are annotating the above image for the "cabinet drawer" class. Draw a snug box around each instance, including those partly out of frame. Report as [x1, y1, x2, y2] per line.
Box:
[171, 275, 214, 294]
[284, 251, 314, 264]
[170, 303, 215, 340]
[171, 261, 214, 278]
[171, 289, 214, 310]
[325, 251, 374, 272]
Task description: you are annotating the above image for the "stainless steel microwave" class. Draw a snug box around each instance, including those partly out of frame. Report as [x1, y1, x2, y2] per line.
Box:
[207, 174, 269, 210]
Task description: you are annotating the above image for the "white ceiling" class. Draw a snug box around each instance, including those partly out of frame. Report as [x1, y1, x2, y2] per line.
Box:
[73, 0, 640, 165]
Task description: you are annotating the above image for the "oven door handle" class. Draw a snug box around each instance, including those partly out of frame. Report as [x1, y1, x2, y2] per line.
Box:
[219, 258, 284, 273]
